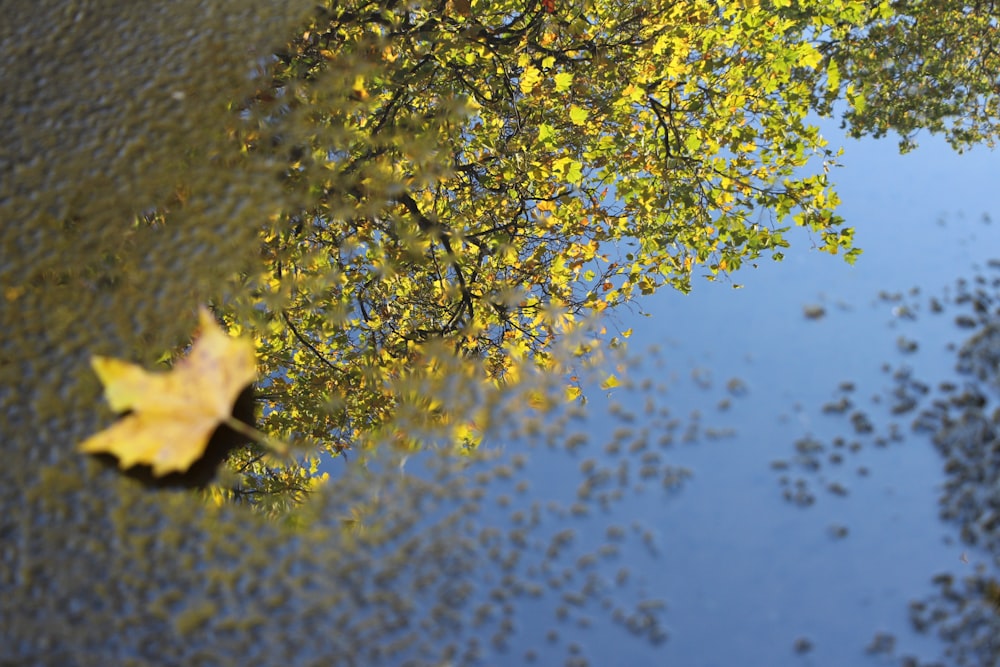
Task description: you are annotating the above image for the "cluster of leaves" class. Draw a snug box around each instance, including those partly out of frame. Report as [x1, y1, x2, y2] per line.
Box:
[804, 0, 1000, 152]
[184, 0, 1000, 508]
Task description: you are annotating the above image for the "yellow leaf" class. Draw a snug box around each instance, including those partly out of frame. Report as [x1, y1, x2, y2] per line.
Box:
[527, 390, 552, 410]
[520, 65, 542, 95]
[553, 72, 573, 92]
[569, 105, 589, 126]
[600, 374, 621, 390]
[351, 75, 369, 100]
[79, 307, 257, 476]
[538, 123, 557, 146]
[796, 43, 821, 69]
[553, 156, 583, 184]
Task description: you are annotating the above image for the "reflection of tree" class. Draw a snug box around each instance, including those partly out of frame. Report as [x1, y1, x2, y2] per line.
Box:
[225, 0, 1000, 508]
[0, 2, 700, 662]
[3, 339, 715, 665]
[904, 293, 1000, 667]
[783, 274, 1000, 665]
[235, 0, 875, 504]
[6, 0, 1000, 664]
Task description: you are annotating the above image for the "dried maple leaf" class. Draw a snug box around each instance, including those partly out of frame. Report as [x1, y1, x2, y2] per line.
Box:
[80, 307, 258, 476]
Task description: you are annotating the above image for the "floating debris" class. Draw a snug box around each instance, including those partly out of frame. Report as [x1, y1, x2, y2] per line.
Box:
[827, 482, 849, 497]
[691, 367, 713, 389]
[782, 266, 1000, 665]
[828, 524, 849, 539]
[803, 304, 826, 320]
[726, 377, 749, 396]
[849, 411, 875, 434]
[865, 631, 896, 655]
[897, 336, 919, 353]
[822, 396, 853, 414]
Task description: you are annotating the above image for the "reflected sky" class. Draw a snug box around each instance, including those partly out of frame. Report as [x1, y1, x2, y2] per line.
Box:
[457, 124, 1000, 665]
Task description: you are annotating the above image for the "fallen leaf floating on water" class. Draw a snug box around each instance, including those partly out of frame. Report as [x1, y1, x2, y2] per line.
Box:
[802, 304, 826, 320]
[80, 307, 260, 477]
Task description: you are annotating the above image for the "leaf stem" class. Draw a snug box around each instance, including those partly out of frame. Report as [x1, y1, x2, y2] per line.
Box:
[224, 416, 289, 456]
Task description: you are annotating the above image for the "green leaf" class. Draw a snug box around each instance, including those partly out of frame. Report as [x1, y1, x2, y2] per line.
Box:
[826, 59, 841, 93]
[538, 123, 557, 146]
[568, 105, 589, 126]
[554, 72, 574, 92]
